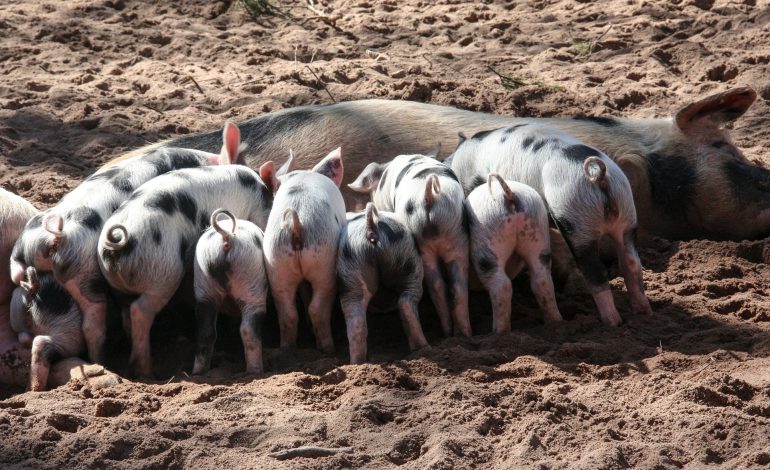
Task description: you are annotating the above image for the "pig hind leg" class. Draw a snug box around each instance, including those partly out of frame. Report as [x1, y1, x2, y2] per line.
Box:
[269, 271, 301, 349]
[239, 305, 267, 374]
[341, 296, 369, 364]
[192, 301, 217, 375]
[441, 249, 471, 337]
[473, 246, 513, 334]
[129, 291, 175, 378]
[65, 277, 108, 365]
[305, 264, 337, 354]
[398, 295, 428, 351]
[522, 251, 562, 323]
[421, 252, 453, 337]
[30, 335, 60, 391]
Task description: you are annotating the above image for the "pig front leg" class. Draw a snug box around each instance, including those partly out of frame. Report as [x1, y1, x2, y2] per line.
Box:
[398, 296, 428, 351]
[571, 241, 622, 327]
[239, 306, 266, 375]
[192, 302, 218, 375]
[524, 252, 563, 323]
[613, 231, 653, 316]
[29, 335, 58, 391]
[421, 252, 452, 337]
[129, 291, 174, 378]
[341, 298, 368, 364]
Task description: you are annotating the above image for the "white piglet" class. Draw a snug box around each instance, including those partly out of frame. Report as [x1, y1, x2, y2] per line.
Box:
[337, 203, 428, 364]
[349, 155, 471, 337]
[465, 174, 562, 332]
[263, 148, 346, 354]
[193, 209, 268, 375]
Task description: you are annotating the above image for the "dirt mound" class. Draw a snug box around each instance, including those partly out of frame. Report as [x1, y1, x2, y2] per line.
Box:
[1, 0, 769, 468]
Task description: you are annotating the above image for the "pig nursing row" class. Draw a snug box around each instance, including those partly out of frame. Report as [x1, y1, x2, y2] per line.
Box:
[6, 121, 652, 390]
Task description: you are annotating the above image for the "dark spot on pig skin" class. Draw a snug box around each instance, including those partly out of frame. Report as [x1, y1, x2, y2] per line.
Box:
[470, 175, 485, 191]
[539, 252, 552, 267]
[411, 166, 460, 184]
[179, 239, 193, 266]
[401, 258, 417, 278]
[53, 255, 74, 283]
[395, 162, 418, 188]
[477, 256, 497, 276]
[461, 203, 471, 233]
[148, 155, 172, 175]
[110, 174, 134, 193]
[645, 153, 696, 218]
[405, 200, 415, 216]
[572, 115, 619, 127]
[259, 183, 273, 208]
[572, 240, 609, 288]
[522, 136, 535, 150]
[151, 227, 162, 245]
[175, 192, 198, 225]
[252, 232, 262, 250]
[532, 140, 548, 153]
[69, 207, 103, 231]
[33, 275, 75, 317]
[342, 242, 354, 260]
[562, 144, 600, 164]
[209, 257, 230, 289]
[553, 216, 575, 237]
[80, 275, 109, 303]
[471, 129, 494, 140]
[377, 167, 389, 192]
[722, 159, 770, 205]
[378, 220, 405, 243]
[421, 221, 440, 240]
[168, 151, 204, 170]
[505, 124, 528, 134]
[236, 168, 259, 189]
[146, 191, 177, 215]
[38, 341, 63, 365]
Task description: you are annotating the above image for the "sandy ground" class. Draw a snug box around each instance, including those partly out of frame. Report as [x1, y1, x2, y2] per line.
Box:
[1, 0, 770, 468]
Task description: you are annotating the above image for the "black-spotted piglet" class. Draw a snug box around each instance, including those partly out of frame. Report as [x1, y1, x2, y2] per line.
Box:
[466, 174, 562, 332]
[10, 268, 83, 391]
[263, 148, 346, 354]
[193, 209, 267, 375]
[337, 203, 428, 364]
[97, 162, 274, 377]
[450, 124, 652, 326]
[349, 155, 471, 338]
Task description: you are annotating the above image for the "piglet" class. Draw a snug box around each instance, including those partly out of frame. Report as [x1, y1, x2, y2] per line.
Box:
[466, 174, 562, 332]
[97, 163, 274, 377]
[263, 148, 346, 354]
[10, 268, 84, 391]
[337, 203, 428, 363]
[193, 209, 268, 375]
[349, 155, 471, 337]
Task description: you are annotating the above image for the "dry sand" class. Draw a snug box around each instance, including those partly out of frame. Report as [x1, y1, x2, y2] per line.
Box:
[1, 0, 769, 468]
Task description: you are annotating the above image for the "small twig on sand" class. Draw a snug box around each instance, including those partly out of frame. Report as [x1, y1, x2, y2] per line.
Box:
[305, 65, 336, 103]
[421, 53, 433, 68]
[269, 446, 354, 460]
[187, 76, 206, 95]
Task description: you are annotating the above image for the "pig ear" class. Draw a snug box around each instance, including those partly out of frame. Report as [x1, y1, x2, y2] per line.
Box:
[348, 162, 384, 194]
[218, 122, 243, 165]
[276, 150, 296, 177]
[425, 143, 442, 159]
[312, 147, 344, 187]
[258, 161, 278, 192]
[675, 87, 757, 133]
